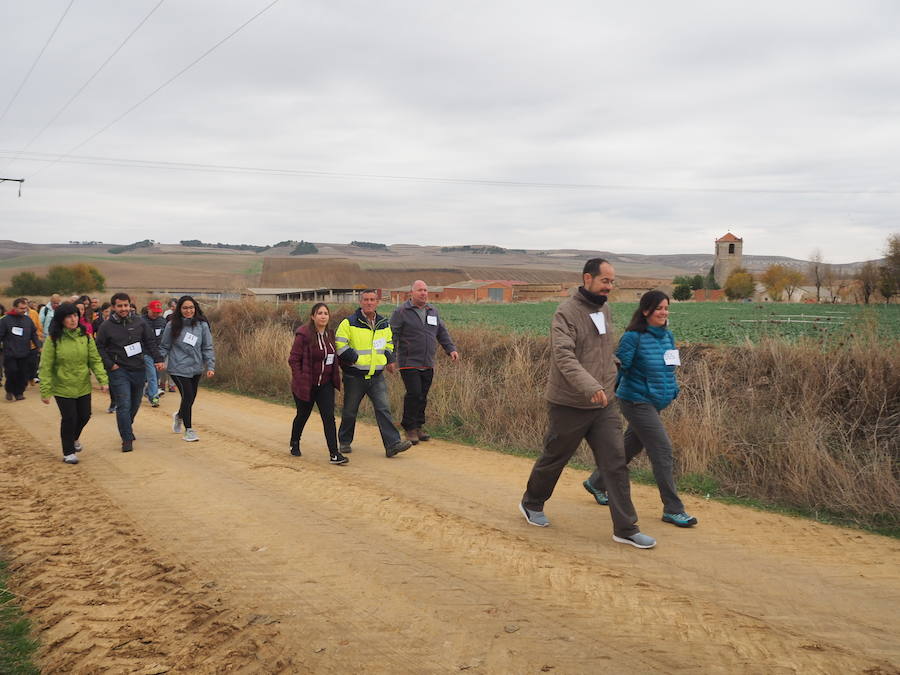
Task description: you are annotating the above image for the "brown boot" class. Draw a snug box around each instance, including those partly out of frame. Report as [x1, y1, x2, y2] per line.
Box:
[417, 429, 431, 442]
[405, 428, 419, 445]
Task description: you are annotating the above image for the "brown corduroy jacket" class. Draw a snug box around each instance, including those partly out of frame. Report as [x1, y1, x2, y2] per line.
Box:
[544, 288, 618, 409]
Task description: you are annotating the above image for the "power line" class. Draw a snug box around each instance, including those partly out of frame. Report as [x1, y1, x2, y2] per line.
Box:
[0, 0, 167, 175]
[4, 149, 899, 196]
[0, 0, 77, 128]
[27, 0, 282, 181]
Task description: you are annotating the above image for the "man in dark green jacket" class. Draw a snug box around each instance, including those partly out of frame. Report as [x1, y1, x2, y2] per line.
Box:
[0, 298, 42, 400]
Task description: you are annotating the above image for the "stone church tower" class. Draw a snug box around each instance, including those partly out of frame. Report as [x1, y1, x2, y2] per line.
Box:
[714, 232, 743, 286]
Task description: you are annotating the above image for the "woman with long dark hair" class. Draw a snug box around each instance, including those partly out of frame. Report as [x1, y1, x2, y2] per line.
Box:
[583, 290, 697, 527]
[159, 296, 215, 442]
[288, 303, 346, 464]
[38, 302, 108, 464]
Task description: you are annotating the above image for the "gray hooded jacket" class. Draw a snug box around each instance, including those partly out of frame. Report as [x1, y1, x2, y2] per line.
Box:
[159, 318, 215, 377]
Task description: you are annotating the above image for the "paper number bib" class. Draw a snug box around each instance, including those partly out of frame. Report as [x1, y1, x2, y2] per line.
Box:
[589, 311, 606, 335]
[427, 315, 438, 326]
[664, 349, 681, 366]
[182, 331, 198, 347]
[124, 342, 142, 357]
[11, 326, 23, 336]
[325, 354, 335, 365]
[372, 338, 386, 350]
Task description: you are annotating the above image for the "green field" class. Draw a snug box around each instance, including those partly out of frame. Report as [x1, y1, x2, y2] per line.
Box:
[427, 301, 900, 344]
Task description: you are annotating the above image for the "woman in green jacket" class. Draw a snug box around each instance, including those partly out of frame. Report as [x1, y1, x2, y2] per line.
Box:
[39, 303, 108, 464]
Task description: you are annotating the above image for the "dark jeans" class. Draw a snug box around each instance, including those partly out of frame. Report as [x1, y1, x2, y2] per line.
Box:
[400, 368, 434, 431]
[54, 394, 92, 456]
[3, 356, 30, 396]
[108, 367, 145, 441]
[28, 350, 40, 380]
[291, 381, 338, 453]
[523, 402, 639, 538]
[172, 374, 201, 428]
[338, 374, 401, 450]
[587, 399, 685, 514]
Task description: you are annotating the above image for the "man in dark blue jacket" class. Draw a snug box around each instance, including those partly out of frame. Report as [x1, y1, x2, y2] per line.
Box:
[95, 292, 164, 452]
[389, 280, 458, 445]
[0, 298, 42, 400]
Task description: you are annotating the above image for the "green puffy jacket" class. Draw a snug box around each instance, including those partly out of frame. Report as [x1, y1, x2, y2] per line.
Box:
[39, 329, 109, 399]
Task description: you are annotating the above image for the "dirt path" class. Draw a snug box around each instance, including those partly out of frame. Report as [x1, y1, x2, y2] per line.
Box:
[1, 386, 897, 674]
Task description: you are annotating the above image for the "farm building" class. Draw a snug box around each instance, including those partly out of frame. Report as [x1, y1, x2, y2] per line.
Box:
[609, 279, 673, 302]
[690, 289, 726, 302]
[245, 287, 371, 304]
[389, 280, 523, 304]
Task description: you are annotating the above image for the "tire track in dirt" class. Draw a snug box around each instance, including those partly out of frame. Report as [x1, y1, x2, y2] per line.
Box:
[1, 388, 898, 673]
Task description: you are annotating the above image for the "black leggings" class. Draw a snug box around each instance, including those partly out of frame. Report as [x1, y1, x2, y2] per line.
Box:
[55, 394, 92, 456]
[291, 381, 337, 453]
[172, 374, 201, 428]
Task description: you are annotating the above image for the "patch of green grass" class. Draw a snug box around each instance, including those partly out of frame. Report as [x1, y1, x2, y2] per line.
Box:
[0, 561, 40, 675]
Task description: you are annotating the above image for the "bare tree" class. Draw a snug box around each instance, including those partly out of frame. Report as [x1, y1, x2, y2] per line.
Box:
[823, 265, 849, 303]
[858, 261, 879, 304]
[808, 249, 825, 302]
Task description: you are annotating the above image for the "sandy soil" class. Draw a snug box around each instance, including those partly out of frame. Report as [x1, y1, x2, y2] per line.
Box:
[0, 386, 897, 674]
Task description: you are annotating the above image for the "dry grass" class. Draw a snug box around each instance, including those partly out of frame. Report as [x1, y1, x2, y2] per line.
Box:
[207, 301, 899, 529]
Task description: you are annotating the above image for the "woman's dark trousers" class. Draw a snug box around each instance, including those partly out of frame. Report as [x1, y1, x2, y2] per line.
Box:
[291, 381, 338, 452]
[54, 394, 92, 456]
[172, 374, 201, 428]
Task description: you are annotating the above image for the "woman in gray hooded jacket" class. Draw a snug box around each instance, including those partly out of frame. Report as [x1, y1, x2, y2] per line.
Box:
[159, 296, 215, 442]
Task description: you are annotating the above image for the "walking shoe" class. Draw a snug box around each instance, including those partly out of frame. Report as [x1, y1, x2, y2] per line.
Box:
[613, 532, 657, 549]
[339, 444, 352, 454]
[157, 388, 165, 396]
[172, 412, 182, 434]
[33, 377, 40, 384]
[405, 428, 419, 445]
[582, 479, 609, 506]
[417, 429, 431, 442]
[183, 428, 199, 442]
[122, 439, 133, 453]
[662, 512, 698, 528]
[63, 454, 79, 464]
[519, 502, 550, 527]
[329, 451, 349, 465]
[73, 441, 83, 452]
[168, 384, 177, 392]
[386, 440, 412, 457]
[107, 404, 117, 413]
[150, 397, 160, 408]
[289, 444, 301, 457]
[6, 392, 13, 401]
[15, 394, 25, 401]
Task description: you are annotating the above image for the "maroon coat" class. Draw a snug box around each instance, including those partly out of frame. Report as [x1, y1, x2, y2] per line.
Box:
[289, 324, 341, 401]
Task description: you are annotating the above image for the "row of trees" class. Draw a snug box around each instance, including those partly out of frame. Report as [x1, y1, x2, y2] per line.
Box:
[4, 264, 106, 296]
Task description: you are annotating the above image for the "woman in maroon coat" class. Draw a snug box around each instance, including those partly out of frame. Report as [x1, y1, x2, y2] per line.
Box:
[288, 303, 347, 464]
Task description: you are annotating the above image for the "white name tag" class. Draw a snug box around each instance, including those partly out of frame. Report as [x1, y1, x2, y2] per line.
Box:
[589, 311, 606, 335]
[155, 328, 162, 336]
[372, 338, 386, 350]
[664, 349, 681, 366]
[124, 342, 142, 357]
[11, 326, 24, 336]
[325, 353, 335, 365]
[427, 315, 438, 326]
[182, 331, 198, 346]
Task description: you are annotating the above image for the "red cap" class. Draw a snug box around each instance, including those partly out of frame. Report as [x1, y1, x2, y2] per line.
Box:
[148, 300, 163, 312]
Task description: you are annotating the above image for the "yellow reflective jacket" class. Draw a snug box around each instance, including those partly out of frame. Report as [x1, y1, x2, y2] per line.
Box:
[335, 308, 394, 378]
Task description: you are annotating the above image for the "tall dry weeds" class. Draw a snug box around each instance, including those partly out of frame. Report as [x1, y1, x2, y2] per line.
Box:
[207, 301, 899, 529]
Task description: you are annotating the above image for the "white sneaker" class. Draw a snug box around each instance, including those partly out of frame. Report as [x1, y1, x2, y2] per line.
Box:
[183, 428, 199, 442]
[172, 412, 182, 433]
[73, 440, 83, 452]
[63, 454, 79, 464]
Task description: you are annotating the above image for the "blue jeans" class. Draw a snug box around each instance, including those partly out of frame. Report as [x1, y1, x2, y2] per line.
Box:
[338, 375, 401, 450]
[108, 367, 146, 441]
[144, 354, 159, 402]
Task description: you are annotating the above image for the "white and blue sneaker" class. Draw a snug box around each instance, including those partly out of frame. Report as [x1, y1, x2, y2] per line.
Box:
[519, 502, 550, 527]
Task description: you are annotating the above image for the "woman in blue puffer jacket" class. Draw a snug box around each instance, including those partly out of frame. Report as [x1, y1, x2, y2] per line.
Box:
[582, 290, 697, 527]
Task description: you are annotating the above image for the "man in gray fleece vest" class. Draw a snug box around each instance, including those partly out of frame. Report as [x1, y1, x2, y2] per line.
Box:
[519, 258, 656, 549]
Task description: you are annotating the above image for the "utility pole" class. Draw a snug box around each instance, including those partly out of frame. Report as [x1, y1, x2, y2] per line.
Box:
[1, 177, 24, 196]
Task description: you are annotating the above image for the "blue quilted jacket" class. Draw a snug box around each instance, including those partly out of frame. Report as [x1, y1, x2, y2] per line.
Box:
[614, 325, 679, 410]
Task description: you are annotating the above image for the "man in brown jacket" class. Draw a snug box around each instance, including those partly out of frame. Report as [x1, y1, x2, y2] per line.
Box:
[519, 258, 656, 549]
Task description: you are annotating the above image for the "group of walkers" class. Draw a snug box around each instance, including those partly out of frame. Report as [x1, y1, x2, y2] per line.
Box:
[3, 256, 697, 549]
[1, 292, 215, 464]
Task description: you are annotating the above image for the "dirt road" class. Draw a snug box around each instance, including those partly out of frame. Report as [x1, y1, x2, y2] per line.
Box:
[1, 387, 897, 673]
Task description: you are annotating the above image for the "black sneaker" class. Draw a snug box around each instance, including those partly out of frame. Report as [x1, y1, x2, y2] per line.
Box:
[5, 393, 12, 401]
[386, 440, 412, 458]
[122, 439, 133, 453]
[339, 444, 352, 454]
[289, 444, 301, 457]
[14, 394, 25, 401]
[329, 452, 349, 465]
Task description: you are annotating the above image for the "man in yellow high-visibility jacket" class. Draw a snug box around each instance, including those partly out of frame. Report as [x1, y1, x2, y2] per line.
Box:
[336, 289, 413, 458]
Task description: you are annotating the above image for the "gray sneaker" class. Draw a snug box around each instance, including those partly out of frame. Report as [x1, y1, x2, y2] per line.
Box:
[519, 502, 550, 527]
[63, 454, 79, 464]
[612, 532, 657, 549]
[339, 444, 352, 454]
[183, 428, 199, 442]
[172, 412, 182, 434]
[386, 440, 412, 457]
[73, 440, 83, 452]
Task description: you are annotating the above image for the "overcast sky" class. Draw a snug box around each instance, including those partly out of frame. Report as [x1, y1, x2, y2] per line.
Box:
[1, 1, 898, 262]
